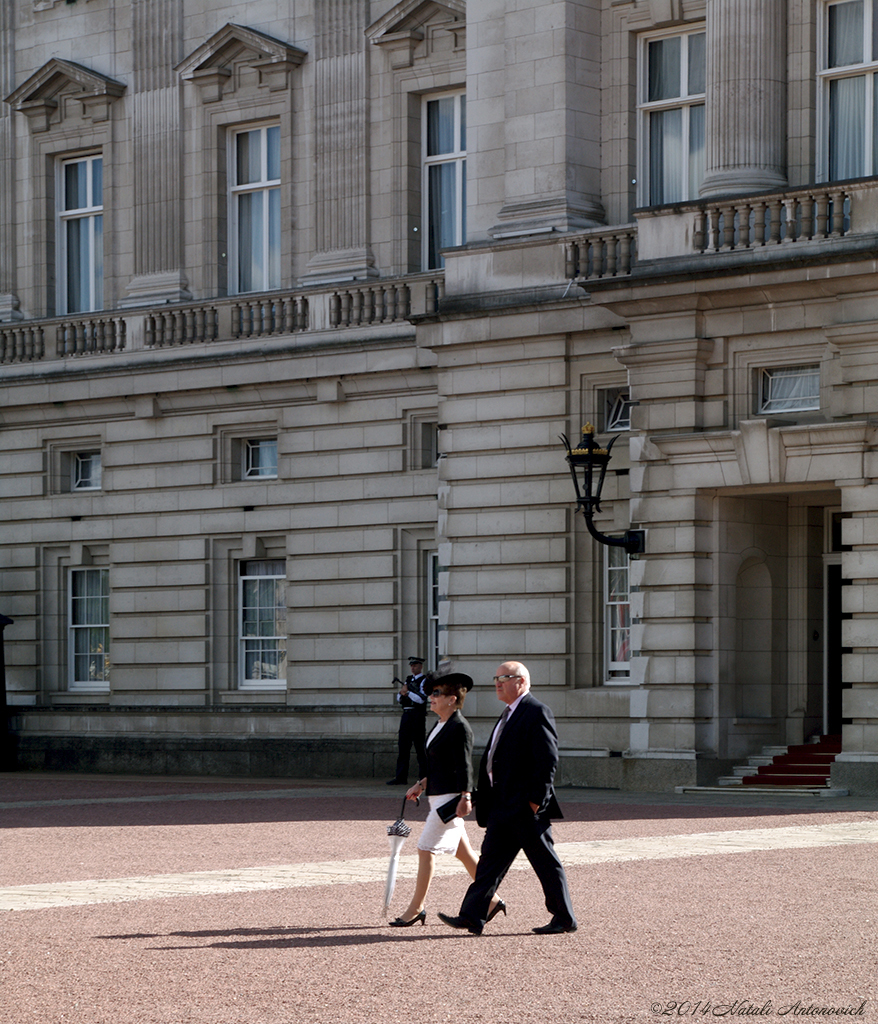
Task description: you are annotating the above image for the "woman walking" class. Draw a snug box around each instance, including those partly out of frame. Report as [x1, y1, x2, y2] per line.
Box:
[389, 671, 505, 927]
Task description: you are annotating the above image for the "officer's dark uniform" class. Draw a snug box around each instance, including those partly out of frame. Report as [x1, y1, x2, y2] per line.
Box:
[387, 656, 429, 784]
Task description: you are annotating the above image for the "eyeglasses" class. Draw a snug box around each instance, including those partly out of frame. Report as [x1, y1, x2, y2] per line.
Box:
[492, 674, 521, 683]
[430, 690, 450, 698]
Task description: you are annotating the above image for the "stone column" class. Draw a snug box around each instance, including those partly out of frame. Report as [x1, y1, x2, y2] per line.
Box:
[466, 0, 604, 244]
[121, 0, 191, 307]
[0, 0, 21, 322]
[699, 0, 787, 197]
[832, 485, 878, 794]
[303, 0, 376, 283]
[612, 330, 720, 788]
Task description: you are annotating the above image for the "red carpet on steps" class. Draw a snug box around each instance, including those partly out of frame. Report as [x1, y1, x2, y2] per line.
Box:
[741, 735, 842, 786]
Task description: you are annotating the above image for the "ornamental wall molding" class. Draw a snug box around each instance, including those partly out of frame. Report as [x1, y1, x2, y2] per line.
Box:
[367, 0, 465, 68]
[637, 420, 876, 490]
[5, 58, 125, 131]
[177, 24, 307, 102]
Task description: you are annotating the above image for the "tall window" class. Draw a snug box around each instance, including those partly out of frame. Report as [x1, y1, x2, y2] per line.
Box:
[605, 548, 630, 682]
[59, 155, 103, 313]
[639, 29, 705, 205]
[423, 92, 466, 269]
[239, 559, 287, 689]
[69, 568, 110, 690]
[230, 125, 281, 294]
[821, 0, 878, 179]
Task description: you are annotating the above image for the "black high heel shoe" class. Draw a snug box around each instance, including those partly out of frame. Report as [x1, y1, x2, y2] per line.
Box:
[389, 910, 427, 927]
[486, 899, 507, 923]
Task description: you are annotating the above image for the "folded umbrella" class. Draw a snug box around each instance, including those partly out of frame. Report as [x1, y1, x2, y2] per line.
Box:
[383, 793, 417, 919]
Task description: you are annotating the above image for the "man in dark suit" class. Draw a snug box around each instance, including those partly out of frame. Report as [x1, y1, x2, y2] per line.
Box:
[438, 661, 577, 936]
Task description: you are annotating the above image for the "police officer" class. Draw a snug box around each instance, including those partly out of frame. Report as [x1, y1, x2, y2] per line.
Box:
[387, 657, 429, 785]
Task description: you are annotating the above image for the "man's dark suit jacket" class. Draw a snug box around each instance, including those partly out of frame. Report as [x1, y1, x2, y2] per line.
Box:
[424, 710, 474, 796]
[474, 692, 563, 827]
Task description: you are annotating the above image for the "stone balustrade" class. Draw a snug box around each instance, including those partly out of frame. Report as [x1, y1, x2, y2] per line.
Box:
[565, 225, 637, 280]
[0, 323, 46, 363]
[0, 273, 444, 365]
[694, 185, 851, 252]
[56, 317, 127, 357]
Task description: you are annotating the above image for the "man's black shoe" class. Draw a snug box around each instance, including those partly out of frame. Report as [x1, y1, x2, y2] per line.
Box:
[532, 918, 578, 934]
[385, 778, 407, 785]
[437, 912, 482, 935]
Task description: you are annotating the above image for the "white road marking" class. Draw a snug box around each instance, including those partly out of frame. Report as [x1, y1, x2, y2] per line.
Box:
[1, 820, 876, 912]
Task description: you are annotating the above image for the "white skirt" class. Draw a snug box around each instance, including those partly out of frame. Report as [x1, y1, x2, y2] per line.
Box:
[417, 793, 465, 855]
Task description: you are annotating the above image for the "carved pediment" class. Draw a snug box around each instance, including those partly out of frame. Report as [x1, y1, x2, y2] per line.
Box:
[5, 59, 125, 132]
[177, 24, 307, 101]
[367, 0, 465, 68]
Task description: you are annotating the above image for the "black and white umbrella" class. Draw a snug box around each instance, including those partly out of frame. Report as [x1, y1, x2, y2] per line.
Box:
[383, 794, 417, 918]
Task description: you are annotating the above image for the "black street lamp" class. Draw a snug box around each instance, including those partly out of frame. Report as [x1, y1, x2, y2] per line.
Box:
[560, 424, 645, 555]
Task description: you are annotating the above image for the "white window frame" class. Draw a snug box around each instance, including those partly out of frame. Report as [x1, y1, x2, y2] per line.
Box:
[604, 388, 633, 432]
[57, 154, 103, 314]
[72, 451, 102, 491]
[818, 0, 878, 180]
[244, 438, 278, 479]
[68, 567, 110, 692]
[238, 559, 287, 690]
[604, 547, 631, 683]
[422, 91, 466, 270]
[758, 365, 821, 414]
[229, 123, 281, 295]
[637, 27, 706, 207]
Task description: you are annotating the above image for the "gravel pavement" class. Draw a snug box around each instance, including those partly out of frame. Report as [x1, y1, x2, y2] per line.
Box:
[1, 772, 876, 1024]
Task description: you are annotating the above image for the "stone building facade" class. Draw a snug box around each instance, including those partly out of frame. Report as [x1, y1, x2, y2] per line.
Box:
[2, 0, 878, 792]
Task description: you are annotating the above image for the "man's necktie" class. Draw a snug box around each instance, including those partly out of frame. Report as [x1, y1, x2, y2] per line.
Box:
[486, 706, 510, 778]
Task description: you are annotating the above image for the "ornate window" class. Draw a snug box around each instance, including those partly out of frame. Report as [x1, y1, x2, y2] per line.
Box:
[638, 28, 705, 205]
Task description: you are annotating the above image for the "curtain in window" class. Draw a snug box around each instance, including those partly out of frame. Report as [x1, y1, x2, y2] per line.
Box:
[241, 561, 286, 683]
[425, 96, 464, 268]
[761, 366, 820, 412]
[246, 440, 278, 477]
[427, 97, 456, 156]
[829, 1, 864, 67]
[428, 162, 458, 268]
[650, 108, 683, 204]
[71, 569, 109, 685]
[688, 33, 705, 93]
[689, 104, 705, 198]
[237, 192, 263, 293]
[648, 37, 681, 101]
[66, 219, 88, 313]
[830, 75, 866, 178]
